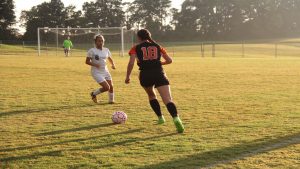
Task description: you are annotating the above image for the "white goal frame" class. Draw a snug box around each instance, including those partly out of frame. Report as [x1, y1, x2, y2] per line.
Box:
[37, 26, 126, 56]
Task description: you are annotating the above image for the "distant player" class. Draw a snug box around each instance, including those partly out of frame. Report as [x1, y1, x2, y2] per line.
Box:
[125, 29, 185, 133]
[63, 36, 73, 57]
[86, 34, 116, 103]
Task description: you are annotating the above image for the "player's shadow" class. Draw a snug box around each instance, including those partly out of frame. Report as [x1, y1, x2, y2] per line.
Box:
[0, 150, 62, 162]
[68, 132, 178, 152]
[0, 128, 144, 153]
[137, 132, 300, 169]
[35, 122, 115, 136]
[0, 130, 176, 163]
[0, 105, 96, 117]
[0, 102, 102, 117]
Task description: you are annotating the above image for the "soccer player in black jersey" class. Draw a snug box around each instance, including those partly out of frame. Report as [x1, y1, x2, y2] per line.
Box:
[125, 29, 184, 133]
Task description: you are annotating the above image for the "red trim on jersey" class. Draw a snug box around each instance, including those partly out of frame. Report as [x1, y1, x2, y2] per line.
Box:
[129, 46, 137, 55]
[160, 47, 167, 55]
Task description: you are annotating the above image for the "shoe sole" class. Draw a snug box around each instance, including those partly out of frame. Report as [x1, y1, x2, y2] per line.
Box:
[90, 93, 97, 103]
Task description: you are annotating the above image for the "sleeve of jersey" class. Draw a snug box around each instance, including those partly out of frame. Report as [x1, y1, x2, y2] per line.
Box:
[160, 47, 167, 55]
[128, 46, 137, 55]
[107, 49, 112, 57]
[87, 49, 93, 58]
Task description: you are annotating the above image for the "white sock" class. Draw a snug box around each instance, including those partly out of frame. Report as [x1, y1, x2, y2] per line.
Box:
[93, 89, 101, 96]
[109, 92, 114, 102]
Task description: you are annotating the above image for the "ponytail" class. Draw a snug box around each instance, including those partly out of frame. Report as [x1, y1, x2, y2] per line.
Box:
[137, 29, 156, 44]
[137, 29, 161, 49]
[147, 36, 156, 44]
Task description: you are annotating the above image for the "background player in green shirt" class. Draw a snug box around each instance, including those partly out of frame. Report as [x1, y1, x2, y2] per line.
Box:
[63, 36, 73, 57]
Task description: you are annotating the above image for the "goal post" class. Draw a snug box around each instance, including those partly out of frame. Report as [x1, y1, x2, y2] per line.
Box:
[37, 26, 135, 57]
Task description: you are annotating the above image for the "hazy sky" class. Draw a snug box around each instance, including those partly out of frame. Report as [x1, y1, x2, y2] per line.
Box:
[14, 0, 184, 33]
[14, 0, 184, 11]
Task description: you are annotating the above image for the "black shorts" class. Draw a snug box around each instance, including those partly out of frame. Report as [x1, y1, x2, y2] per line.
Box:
[139, 69, 170, 88]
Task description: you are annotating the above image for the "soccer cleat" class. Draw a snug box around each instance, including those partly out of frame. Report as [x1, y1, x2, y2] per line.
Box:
[108, 101, 115, 104]
[173, 117, 185, 133]
[90, 92, 97, 103]
[157, 116, 166, 124]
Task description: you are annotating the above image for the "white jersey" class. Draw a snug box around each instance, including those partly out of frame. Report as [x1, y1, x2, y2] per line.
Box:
[87, 47, 112, 72]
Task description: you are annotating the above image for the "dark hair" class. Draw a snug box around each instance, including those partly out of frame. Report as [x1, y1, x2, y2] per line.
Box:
[137, 29, 156, 43]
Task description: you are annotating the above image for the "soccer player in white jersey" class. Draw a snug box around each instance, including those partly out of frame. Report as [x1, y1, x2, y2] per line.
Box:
[85, 34, 116, 103]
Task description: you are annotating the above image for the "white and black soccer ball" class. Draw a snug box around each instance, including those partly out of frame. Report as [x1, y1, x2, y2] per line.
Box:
[112, 111, 127, 124]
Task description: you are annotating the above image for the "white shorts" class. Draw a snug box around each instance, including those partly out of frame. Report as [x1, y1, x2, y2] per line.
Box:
[91, 70, 112, 83]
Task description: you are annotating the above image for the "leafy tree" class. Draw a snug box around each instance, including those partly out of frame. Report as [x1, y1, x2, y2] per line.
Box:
[21, 0, 66, 40]
[174, 0, 300, 40]
[128, 0, 172, 35]
[64, 5, 84, 28]
[0, 0, 16, 40]
[82, 0, 124, 27]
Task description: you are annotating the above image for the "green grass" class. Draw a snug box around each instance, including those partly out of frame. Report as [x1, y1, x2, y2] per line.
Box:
[0, 44, 299, 169]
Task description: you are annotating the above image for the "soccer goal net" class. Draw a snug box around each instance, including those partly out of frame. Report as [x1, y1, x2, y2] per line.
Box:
[37, 27, 136, 57]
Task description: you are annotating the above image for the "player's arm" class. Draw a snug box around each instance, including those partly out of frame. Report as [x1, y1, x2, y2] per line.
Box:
[85, 57, 100, 68]
[107, 57, 116, 69]
[125, 54, 136, 84]
[160, 47, 172, 65]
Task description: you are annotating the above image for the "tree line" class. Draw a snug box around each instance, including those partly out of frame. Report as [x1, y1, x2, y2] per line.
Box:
[1, 0, 300, 41]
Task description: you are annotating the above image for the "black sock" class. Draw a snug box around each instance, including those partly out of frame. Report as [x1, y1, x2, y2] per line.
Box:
[166, 102, 178, 118]
[149, 99, 162, 117]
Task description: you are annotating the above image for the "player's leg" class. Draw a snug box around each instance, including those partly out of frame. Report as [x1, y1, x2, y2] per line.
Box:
[143, 86, 165, 124]
[104, 71, 114, 104]
[106, 80, 114, 104]
[156, 85, 184, 133]
[66, 49, 70, 57]
[91, 74, 110, 103]
[64, 48, 67, 57]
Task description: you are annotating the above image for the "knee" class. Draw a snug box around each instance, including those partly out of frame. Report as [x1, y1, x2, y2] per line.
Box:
[148, 93, 156, 100]
[163, 97, 173, 105]
[103, 85, 110, 92]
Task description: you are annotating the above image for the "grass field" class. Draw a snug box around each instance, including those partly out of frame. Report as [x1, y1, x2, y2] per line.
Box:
[0, 44, 300, 169]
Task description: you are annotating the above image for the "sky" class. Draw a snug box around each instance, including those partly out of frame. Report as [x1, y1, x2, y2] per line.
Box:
[14, 0, 184, 33]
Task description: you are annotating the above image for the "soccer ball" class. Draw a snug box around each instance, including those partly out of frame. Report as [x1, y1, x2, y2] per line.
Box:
[112, 111, 127, 124]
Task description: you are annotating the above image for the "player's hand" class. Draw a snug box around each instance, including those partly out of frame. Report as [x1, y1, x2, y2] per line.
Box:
[125, 77, 130, 84]
[111, 65, 116, 69]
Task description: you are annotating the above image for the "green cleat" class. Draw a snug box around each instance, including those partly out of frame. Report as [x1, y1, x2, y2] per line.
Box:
[157, 116, 166, 124]
[173, 117, 185, 133]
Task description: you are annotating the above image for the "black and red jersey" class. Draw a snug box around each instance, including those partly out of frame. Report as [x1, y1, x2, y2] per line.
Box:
[129, 41, 167, 71]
